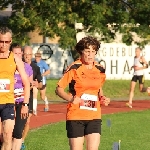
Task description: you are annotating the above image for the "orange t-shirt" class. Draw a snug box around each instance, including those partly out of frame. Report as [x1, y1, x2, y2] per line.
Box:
[0, 52, 16, 104]
[57, 59, 106, 120]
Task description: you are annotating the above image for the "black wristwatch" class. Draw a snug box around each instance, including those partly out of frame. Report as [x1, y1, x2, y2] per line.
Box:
[22, 103, 29, 106]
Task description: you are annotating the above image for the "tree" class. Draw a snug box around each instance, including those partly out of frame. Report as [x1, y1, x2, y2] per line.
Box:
[0, 0, 150, 48]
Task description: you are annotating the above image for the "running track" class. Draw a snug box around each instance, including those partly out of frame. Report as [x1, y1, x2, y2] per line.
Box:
[30, 100, 150, 129]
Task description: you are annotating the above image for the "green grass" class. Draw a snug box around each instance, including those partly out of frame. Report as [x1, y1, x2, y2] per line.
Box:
[25, 110, 150, 150]
[43, 79, 150, 101]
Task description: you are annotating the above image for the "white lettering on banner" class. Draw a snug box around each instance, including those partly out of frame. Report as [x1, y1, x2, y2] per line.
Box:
[31, 43, 150, 80]
[0, 79, 10, 92]
[80, 94, 98, 111]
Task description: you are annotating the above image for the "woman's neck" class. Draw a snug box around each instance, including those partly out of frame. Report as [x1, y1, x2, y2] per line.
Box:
[81, 58, 94, 69]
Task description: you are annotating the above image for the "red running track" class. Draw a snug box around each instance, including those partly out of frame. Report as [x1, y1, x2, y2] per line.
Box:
[30, 100, 150, 129]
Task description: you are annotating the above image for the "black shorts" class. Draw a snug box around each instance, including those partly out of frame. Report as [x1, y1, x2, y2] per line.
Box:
[40, 84, 46, 90]
[29, 92, 33, 114]
[66, 119, 102, 138]
[13, 103, 28, 139]
[0, 103, 15, 122]
[131, 75, 144, 84]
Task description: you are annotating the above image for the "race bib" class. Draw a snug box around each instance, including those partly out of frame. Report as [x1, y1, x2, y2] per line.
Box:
[14, 88, 24, 100]
[0, 79, 10, 92]
[14, 88, 24, 94]
[80, 93, 98, 111]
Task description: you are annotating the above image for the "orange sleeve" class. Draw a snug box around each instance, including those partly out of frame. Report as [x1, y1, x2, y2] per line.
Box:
[100, 73, 106, 88]
[57, 68, 74, 89]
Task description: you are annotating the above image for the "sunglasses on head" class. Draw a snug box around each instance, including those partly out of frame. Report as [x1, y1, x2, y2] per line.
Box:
[0, 40, 11, 44]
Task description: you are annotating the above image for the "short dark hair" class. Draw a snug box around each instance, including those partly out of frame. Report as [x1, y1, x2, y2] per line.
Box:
[0, 26, 12, 37]
[75, 36, 100, 55]
[10, 43, 22, 51]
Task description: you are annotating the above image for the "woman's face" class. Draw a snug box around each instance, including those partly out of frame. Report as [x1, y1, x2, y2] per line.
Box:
[81, 45, 96, 64]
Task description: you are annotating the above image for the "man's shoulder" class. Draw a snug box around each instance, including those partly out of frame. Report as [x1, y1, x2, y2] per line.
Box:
[40, 59, 47, 65]
[31, 61, 39, 69]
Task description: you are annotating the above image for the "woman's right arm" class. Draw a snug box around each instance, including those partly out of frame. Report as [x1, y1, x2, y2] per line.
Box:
[55, 86, 73, 102]
[56, 65, 75, 102]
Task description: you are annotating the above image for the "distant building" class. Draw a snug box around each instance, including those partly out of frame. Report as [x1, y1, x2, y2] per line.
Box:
[0, 10, 11, 22]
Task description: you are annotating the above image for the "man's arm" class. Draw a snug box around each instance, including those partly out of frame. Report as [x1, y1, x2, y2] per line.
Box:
[141, 57, 148, 68]
[14, 55, 30, 104]
[42, 61, 50, 76]
[134, 57, 148, 71]
[42, 70, 50, 76]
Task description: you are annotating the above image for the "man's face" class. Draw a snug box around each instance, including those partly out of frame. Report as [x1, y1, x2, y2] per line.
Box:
[0, 32, 12, 53]
[23, 47, 32, 63]
[135, 48, 141, 57]
[12, 47, 22, 59]
[35, 54, 41, 62]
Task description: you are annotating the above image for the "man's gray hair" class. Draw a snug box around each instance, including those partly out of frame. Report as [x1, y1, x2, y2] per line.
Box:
[0, 26, 12, 37]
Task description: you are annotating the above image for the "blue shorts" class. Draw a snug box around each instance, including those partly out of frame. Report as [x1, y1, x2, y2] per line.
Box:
[0, 103, 15, 122]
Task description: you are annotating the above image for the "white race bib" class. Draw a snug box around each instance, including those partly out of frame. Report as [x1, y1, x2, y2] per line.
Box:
[14, 88, 24, 94]
[80, 93, 98, 111]
[0, 79, 10, 92]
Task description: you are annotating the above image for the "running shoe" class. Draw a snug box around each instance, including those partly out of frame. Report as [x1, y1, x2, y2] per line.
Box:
[20, 143, 25, 150]
[126, 102, 132, 108]
[44, 104, 49, 112]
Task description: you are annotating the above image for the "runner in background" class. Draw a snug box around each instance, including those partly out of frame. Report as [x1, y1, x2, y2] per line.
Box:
[126, 47, 148, 108]
[10, 43, 33, 150]
[33, 51, 50, 114]
[21, 46, 42, 150]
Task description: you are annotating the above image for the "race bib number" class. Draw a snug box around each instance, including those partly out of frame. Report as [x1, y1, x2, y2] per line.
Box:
[0, 79, 10, 92]
[80, 94, 98, 111]
[14, 88, 24, 100]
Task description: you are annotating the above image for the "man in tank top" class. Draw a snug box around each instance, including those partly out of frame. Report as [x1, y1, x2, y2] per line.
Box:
[0, 27, 30, 150]
[126, 47, 148, 108]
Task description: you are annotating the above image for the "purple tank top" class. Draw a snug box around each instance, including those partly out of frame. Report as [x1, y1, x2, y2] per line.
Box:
[14, 63, 33, 102]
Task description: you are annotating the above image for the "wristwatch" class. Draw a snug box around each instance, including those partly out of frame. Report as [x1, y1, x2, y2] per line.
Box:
[22, 103, 29, 106]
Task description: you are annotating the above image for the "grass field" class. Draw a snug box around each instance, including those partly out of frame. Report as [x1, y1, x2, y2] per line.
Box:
[43, 79, 150, 101]
[25, 110, 150, 150]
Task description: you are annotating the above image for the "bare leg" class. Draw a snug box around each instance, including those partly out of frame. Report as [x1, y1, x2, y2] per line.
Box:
[40, 87, 49, 110]
[0, 120, 3, 142]
[85, 133, 100, 150]
[69, 137, 84, 150]
[139, 84, 144, 92]
[22, 113, 32, 142]
[12, 138, 22, 150]
[127, 81, 136, 108]
[1, 119, 15, 150]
